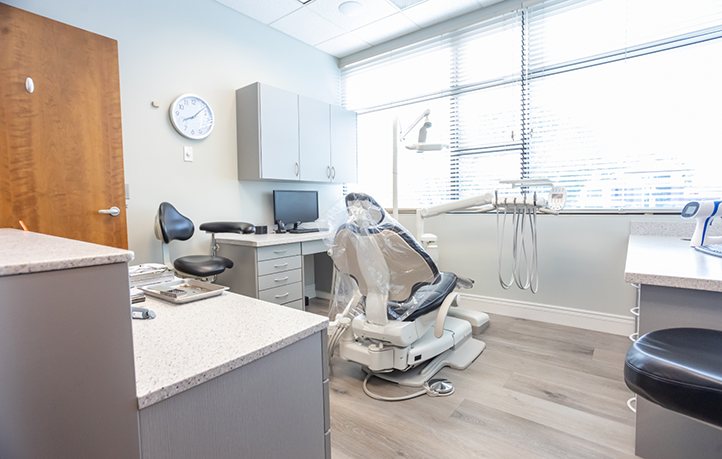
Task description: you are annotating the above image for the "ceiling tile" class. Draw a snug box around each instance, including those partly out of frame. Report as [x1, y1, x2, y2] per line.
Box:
[316, 33, 373, 58]
[271, 7, 347, 46]
[353, 12, 421, 46]
[401, 0, 482, 28]
[306, 0, 399, 32]
[214, 0, 302, 25]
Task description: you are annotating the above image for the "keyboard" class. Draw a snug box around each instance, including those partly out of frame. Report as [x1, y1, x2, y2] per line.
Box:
[288, 228, 320, 234]
[695, 244, 722, 258]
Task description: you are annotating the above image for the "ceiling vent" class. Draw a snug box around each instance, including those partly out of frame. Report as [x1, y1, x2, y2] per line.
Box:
[388, 0, 428, 10]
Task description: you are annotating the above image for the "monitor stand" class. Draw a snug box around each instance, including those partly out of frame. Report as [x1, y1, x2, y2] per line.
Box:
[275, 219, 286, 234]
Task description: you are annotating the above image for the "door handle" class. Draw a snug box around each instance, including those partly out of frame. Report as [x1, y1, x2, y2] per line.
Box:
[98, 207, 120, 217]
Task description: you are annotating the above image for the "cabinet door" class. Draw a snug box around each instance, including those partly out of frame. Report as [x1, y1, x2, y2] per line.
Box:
[259, 84, 299, 180]
[299, 96, 331, 182]
[330, 105, 357, 183]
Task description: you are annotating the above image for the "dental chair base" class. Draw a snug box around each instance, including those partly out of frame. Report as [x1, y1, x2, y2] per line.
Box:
[339, 315, 485, 387]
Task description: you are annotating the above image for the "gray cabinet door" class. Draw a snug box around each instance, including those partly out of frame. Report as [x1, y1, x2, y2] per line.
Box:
[330, 104, 357, 183]
[259, 84, 299, 180]
[299, 95, 331, 182]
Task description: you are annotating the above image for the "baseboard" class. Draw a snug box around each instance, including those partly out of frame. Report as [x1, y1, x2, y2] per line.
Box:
[315, 290, 332, 301]
[304, 284, 316, 299]
[460, 293, 635, 336]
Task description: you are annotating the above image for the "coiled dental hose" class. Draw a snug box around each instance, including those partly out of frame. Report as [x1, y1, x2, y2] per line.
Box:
[496, 197, 539, 293]
[362, 372, 455, 401]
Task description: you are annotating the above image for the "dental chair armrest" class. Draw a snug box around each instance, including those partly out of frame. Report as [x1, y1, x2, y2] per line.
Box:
[199, 222, 255, 234]
[455, 276, 474, 289]
[434, 293, 460, 338]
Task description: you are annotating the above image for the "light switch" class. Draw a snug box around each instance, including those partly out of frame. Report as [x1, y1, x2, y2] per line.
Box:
[184, 146, 193, 162]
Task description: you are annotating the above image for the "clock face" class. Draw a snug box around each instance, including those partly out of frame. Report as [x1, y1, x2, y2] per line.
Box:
[169, 94, 214, 139]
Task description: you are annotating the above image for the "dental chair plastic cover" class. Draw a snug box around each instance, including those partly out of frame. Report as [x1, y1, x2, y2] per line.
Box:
[319, 192, 444, 322]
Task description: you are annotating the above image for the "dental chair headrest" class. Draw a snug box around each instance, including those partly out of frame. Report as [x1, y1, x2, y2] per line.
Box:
[345, 192, 386, 226]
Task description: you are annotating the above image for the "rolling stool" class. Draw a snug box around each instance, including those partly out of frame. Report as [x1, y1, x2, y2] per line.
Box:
[154, 202, 254, 280]
[624, 328, 722, 430]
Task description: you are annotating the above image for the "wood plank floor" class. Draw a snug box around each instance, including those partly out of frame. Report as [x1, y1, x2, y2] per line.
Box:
[307, 298, 640, 459]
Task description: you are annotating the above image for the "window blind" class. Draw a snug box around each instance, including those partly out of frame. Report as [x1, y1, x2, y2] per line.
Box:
[342, 0, 722, 211]
[525, 0, 722, 209]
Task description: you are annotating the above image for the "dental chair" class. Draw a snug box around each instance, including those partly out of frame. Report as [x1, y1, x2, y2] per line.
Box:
[326, 193, 489, 400]
[154, 202, 254, 280]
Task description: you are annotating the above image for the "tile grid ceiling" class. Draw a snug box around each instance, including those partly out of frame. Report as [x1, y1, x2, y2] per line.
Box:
[214, 0, 504, 58]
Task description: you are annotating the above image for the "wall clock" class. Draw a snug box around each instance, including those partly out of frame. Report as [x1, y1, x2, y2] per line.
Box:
[169, 94, 215, 140]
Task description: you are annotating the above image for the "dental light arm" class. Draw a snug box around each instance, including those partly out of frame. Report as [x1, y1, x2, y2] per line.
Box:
[681, 200, 722, 247]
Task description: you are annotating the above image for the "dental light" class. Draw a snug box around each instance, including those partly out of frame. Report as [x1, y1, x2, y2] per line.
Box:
[681, 200, 722, 247]
[392, 109, 448, 219]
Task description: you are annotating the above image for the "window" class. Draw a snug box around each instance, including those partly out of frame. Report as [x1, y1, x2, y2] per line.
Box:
[341, 0, 722, 211]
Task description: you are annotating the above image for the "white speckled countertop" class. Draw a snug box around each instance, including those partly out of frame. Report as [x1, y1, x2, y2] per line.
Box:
[215, 231, 330, 247]
[0, 229, 134, 276]
[625, 235, 722, 292]
[132, 292, 328, 409]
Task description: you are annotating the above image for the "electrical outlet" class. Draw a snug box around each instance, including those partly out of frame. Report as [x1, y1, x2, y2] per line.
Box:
[183, 146, 193, 162]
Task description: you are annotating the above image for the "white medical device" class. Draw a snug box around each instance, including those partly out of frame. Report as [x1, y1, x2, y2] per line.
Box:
[416, 179, 566, 293]
[681, 200, 722, 247]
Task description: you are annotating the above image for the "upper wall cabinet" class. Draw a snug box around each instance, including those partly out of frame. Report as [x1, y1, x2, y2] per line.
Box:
[236, 82, 357, 183]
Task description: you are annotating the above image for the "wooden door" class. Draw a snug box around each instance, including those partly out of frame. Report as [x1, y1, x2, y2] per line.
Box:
[0, 4, 128, 249]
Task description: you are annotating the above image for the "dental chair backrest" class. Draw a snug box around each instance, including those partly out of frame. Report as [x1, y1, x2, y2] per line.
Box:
[332, 193, 439, 324]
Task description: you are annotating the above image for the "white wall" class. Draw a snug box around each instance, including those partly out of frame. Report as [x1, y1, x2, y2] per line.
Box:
[398, 213, 685, 318]
[7, 0, 343, 263]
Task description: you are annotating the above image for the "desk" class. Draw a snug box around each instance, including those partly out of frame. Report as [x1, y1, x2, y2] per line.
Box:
[215, 231, 331, 310]
[625, 235, 722, 459]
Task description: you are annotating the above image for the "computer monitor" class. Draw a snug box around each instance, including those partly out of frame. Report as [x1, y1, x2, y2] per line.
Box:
[273, 190, 319, 230]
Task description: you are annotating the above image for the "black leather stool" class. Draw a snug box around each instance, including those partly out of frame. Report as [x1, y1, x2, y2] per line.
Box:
[624, 328, 722, 428]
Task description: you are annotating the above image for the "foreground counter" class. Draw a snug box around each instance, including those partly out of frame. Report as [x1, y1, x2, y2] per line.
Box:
[625, 235, 722, 459]
[133, 293, 330, 459]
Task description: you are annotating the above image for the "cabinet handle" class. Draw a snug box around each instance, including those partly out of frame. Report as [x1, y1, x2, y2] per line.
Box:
[327, 166, 331, 178]
[331, 166, 336, 179]
[627, 396, 637, 413]
[295, 162, 299, 176]
[274, 263, 289, 268]
[630, 307, 640, 317]
[274, 276, 289, 282]
[273, 249, 287, 254]
[275, 292, 290, 298]
[629, 332, 639, 342]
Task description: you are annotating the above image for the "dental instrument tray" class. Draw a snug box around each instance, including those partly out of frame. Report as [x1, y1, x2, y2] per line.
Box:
[140, 279, 229, 304]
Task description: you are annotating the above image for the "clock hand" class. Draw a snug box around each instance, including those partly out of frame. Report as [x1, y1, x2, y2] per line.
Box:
[183, 108, 204, 122]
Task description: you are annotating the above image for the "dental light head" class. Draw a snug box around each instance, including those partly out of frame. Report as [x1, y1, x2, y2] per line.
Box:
[681, 200, 722, 247]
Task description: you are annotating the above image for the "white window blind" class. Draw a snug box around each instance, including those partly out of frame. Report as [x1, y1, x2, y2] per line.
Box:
[342, 0, 722, 211]
[525, 0, 722, 209]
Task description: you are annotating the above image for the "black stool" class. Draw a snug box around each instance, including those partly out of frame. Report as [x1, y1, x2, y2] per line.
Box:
[624, 327, 722, 428]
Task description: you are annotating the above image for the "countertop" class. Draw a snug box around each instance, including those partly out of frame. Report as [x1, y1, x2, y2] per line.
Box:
[215, 231, 330, 247]
[0, 228, 134, 276]
[132, 292, 328, 409]
[625, 235, 722, 292]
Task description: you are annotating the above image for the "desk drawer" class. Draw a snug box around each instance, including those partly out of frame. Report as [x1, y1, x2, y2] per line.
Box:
[257, 243, 300, 261]
[258, 269, 302, 291]
[301, 239, 327, 255]
[257, 255, 301, 276]
[259, 282, 302, 305]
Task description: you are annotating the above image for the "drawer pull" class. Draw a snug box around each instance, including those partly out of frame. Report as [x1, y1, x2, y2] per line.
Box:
[627, 396, 637, 413]
[630, 307, 640, 316]
[629, 332, 639, 342]
[275, 293, 290, 298]
[275, 277, 289, 282]
[274, 263, 289, 268]
[273, 249, 287, 254]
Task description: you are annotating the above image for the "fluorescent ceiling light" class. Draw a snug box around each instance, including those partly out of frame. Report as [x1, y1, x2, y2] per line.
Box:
[388, 0, 427, 10]
[298, 0, 314, 4]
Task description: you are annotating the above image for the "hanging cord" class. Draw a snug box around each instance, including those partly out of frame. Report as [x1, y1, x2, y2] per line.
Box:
[530, 204, 539, 293]
[362, 373, 455, 402]
[497, 197, 514, 290]
[514, 203, 532, 290]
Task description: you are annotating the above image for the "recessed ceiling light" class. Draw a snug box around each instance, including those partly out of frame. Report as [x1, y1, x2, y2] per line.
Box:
[338, 1, 364, 16]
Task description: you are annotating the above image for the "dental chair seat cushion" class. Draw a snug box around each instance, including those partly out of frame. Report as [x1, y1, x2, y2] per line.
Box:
[624, 328, 722, 428]
[199, 221, 255, 234]
[174, 255, 234, 277]
[387, 272, 458, 322]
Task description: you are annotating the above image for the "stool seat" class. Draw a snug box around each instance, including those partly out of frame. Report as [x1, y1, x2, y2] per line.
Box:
[625, 328, 722, 428]
[174, 255, 234, 278]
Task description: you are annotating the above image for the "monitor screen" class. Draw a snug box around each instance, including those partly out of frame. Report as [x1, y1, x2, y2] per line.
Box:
[273, 190, 319, 228]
